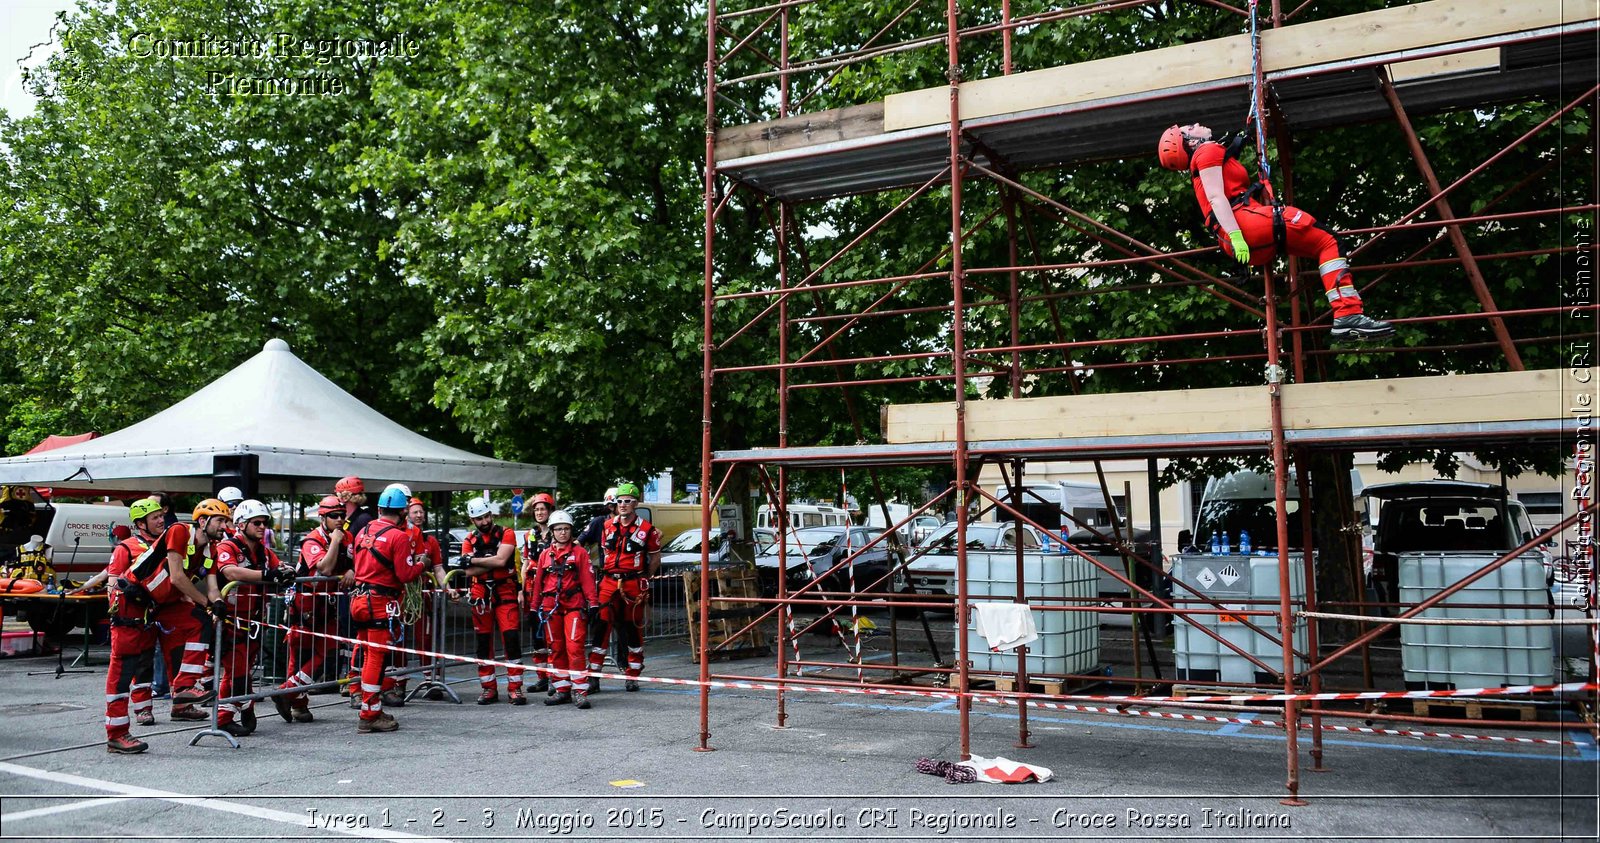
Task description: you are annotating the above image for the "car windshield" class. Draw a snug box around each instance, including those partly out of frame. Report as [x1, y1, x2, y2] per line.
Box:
[788, 527, 846, 550]
[923, 523, 1037, 550]
[665, 529, 725, 553]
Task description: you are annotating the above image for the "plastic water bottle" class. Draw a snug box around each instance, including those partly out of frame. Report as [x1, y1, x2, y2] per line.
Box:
[1209, 531, 1221, 556]
[1239, 530, 1252, 555]
[1222, 532, 1233, 555]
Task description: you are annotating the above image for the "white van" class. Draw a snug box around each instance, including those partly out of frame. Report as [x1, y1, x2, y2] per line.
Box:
[36, 503, 133, 577]
[987, 481, 1118, 533]
[755, 503, 850, 532]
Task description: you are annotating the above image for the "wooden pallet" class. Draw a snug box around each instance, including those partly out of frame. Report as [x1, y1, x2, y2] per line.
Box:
[684, 568, 767, 659]
[1412, 698, 1538, 722]
[992, 677, 1066, 696]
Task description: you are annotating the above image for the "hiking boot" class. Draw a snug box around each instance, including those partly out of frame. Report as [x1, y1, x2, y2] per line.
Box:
[1331, 313, 1394, 340]
[218, 720, 250, 738]
[625, 679, 640, 692]
[290, 704, 315, 723]
[357, 713, 398, 734]
[508, 690, 527, 706]
[574, 691, 591, 710]
[381, 689, 406, 709]
[170, 704, 208, 722]
[528, 676, 549, 694]
[425, 687, 445, 701]
[477, 688, 498, 705]
[106, 734, 149, 754]
[349, 692, 362, 710]
[135, 710, 155, 727]
[588, 677, 600, 693]
[272, 693, 295, 723]
[241, 707, 257, 734]
[173, 687, 214, 705]
[544, 692, 572, 706]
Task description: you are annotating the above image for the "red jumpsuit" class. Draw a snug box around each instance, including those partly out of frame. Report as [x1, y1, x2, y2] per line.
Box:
[521, 524, 553, 686]
[589, 517, 661, 681]
[530, 543, 597, 695]
[405, 527, 443, 670]
[149, 523, 212, 704]
[278, 526, 343, 706]
[465, 525, 523, 697]
[213, 535, 283, 728]
[1189, 140, 1366, 318]
[351, 518, 421, 722]
[103, 531, 162, 740]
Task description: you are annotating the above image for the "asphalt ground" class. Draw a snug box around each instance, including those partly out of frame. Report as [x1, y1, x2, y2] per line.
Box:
[0, 623, 1596, 842]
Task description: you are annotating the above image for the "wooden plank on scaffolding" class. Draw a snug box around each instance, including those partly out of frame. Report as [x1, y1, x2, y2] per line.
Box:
[716, 102, 885, 161]
[882, 369, 1564, 443]
[882, 0, 1589, 131]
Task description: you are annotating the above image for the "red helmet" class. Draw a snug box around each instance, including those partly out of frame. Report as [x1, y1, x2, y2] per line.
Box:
[531, 493, 555, 508]
[317, 495, 344, 517]
[408, 497, 425, 510]
[335, 476, 364, 494]
[1158, 125, 1192, 171]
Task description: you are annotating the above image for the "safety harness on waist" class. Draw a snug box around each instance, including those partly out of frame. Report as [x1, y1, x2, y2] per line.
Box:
[1193, 133, 1288, 260]
[351, 522, 406, 630]
[467, 526, 516, 594]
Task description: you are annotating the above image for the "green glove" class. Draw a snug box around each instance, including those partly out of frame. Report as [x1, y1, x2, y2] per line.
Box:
[1227, 229, 1251, 265]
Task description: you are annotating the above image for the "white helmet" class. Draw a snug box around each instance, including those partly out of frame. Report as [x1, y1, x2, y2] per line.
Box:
[22, 535, 44, 552]
[384, 482, 412, 498]
[603, 486, 618, 505]
[466, 497, 492, 519]
[233, 499, 272, 525]
[548, 510, 575, 529]
[217, 486, 244, 505]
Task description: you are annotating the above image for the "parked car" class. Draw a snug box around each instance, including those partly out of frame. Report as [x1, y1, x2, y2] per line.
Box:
[894, 522, 1042, 600]
[909, 515, 944, 546]
[659, 527, 745, 574]
[753, 526, 900, 596]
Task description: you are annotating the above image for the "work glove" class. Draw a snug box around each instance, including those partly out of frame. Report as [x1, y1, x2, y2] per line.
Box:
[585, 605, 601, 624]
[210, 599, 232, 619]
[1226, 229, 1251, 265]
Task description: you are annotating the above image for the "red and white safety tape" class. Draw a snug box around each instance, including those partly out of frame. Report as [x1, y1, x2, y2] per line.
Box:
[255, 620, 1591, 748]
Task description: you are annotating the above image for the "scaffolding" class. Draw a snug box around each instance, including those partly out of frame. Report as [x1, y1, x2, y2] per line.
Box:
[694, 0, 1599, 802]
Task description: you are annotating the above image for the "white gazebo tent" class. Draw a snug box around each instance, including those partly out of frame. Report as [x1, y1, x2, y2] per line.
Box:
[0, 339, 555, 494]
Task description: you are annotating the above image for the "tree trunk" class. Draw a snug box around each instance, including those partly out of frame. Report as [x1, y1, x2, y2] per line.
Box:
[1309, 451, 1363, 644]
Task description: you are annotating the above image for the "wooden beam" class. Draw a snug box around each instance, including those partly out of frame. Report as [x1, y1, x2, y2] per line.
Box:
[883, 0, 1592, 131]
[715, 102, 884, 162]
[882, 370, 1565, 443]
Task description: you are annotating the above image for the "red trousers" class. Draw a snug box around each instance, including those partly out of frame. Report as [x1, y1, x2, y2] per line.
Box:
[351, 592, 398, 721]
[1229, 202, 1364, 318]
[215, 631, 259, 726]
[281, 595, 337, 703]
[152, 601, 207, 696]
[104, 622, 155, 739]
[545, 609, 590, 694]
[470, 579, 523, 692]
[590, 576, 647, 679]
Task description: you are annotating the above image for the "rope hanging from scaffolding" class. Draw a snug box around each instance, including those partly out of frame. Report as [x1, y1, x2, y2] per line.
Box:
[1242, 0, 1289, 259]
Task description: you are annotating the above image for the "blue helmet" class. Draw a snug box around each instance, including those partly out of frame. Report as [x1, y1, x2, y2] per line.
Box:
[377, 487, 410, 510]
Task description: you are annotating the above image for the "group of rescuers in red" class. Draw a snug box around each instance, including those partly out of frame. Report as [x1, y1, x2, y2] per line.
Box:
[95, 126, 1387, 753]
[98, 478, 661, 754]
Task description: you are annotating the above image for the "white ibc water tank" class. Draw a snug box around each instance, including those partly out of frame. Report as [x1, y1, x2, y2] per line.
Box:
[1397, 553, 1554, 689]
[1171, 553, 1306, 684]
[961, 551, 1099, 677]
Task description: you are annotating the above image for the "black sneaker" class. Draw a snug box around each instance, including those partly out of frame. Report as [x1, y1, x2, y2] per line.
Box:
[624, 679, 640, 692]
[1332, 314, 1394, 340]
[219, 720, 250, 738]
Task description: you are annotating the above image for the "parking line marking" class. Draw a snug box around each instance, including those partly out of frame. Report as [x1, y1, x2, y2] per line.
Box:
[0, 762, 439, 841]
[2, 796, 132, 823]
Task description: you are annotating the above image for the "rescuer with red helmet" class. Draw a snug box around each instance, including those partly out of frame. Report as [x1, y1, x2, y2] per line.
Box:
[588, 483, 661, 692]
[272, 495, 347, 723]
[213, 499, 293, 737]
[521, 492, 557, 693]
[350, 487, 424, 732]
[462, 496, 524, 704]
[1158, 123, 1393, 341]
[531, 510, 599, 709]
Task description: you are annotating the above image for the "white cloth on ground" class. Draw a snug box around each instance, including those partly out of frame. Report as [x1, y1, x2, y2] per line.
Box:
[957, 754, 1055, 783]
